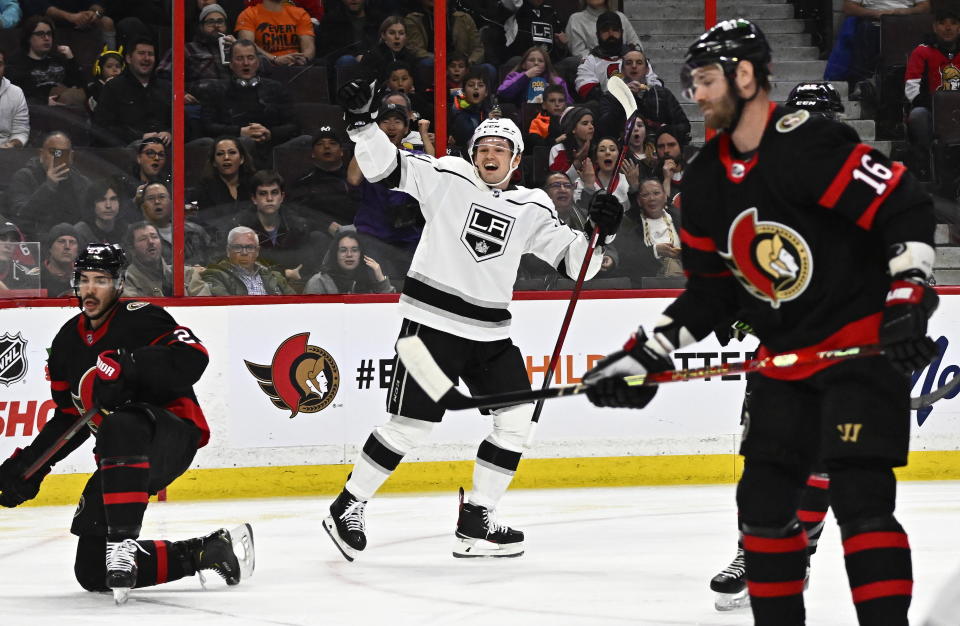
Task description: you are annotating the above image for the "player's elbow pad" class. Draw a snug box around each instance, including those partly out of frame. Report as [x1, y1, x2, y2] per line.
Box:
[132, 345, 208, 388]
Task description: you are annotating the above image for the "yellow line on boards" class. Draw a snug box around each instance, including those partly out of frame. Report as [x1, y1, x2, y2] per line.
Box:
[20, 451, 960, 507]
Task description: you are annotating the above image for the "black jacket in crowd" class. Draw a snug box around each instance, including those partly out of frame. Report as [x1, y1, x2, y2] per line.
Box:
[6, 50, 85, 104]
[598, 85, 691, 146]
[93, 68, 172, 146]
[199, 77, 299, 146]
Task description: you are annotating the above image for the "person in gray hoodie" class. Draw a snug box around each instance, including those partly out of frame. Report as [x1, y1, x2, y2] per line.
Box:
[564, 0, 642, 61]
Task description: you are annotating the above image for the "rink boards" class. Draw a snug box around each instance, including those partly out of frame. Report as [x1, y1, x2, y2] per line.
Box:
[2, 293, 960, 505]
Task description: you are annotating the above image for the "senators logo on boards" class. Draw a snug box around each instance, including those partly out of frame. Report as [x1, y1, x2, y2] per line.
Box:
[245, 333, 340, 418]
[0, 332, 28, 386]
[721, 208, 812, 309]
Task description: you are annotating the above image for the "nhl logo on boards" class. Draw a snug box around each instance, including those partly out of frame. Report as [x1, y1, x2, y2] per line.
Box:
[245, 333, 341, 418]
[461, 204, 515, 262]
[720, 208, 813, 309]
[0, 332, 28, 386]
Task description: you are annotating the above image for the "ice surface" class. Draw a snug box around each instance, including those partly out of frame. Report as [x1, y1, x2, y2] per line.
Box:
[2, 482, 958, 625]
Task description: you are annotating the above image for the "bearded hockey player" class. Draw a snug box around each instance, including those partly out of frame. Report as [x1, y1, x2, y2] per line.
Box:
[584, 19, 936, 626]
[0, 243, 254, 604]
[323, 79, 623, 561]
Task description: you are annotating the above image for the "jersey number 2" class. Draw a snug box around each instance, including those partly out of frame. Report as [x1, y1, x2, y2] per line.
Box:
[852, 154, 893, 196]
[173, 328, 196, 344]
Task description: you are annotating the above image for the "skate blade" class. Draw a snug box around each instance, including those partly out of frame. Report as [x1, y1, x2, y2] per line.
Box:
[714, 589, 750, 612]
[229, 523, 256, 584]
[112, 587, 132, 605]
[452, 536, 524, 559]
[322, 516, 357, 562]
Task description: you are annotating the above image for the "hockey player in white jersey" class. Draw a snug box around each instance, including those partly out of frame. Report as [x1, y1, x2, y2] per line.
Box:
[323, 78, 624, 560]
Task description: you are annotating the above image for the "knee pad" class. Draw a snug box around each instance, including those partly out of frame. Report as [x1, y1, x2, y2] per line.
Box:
[376, 415, 435, 455]
[737, 459, 807, 528]
[96, 409, 154, 456]
[826, 462, 896, 525]
[74, 535, 108, 592]
[489, 403, 536, 453]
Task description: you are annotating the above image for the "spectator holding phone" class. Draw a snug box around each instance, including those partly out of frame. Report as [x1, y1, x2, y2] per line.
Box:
[8, 130, 91, 241]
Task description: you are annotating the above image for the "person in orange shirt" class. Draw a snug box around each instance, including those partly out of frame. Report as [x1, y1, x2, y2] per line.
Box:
[236, 0, 315, 66]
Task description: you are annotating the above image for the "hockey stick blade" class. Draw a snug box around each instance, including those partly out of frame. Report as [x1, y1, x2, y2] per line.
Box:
[397, 338, 884, 411]
[607, 75, 637, 119]
[911, 372, 960, 409]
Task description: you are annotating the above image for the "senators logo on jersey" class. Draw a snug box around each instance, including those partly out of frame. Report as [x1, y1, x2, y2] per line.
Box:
[721, 208, 813, 309]
[245, 333, 340, 418]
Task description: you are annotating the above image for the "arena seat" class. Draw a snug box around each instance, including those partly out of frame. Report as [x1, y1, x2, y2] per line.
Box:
[271, 64, 329, 103]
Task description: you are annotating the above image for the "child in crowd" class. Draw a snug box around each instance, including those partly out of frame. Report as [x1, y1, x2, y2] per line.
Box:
[86, 46, 124, 113]
[450, 66, 494, 149]
[385, 61, 433, 123]
[446, 52, 468, 99]
[525, 83, 567, 153]
[496, 45, 572, 107]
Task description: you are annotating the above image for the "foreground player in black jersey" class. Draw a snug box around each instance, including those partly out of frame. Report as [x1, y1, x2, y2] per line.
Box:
[0, 243, 254, 604]
[584, 20, 937, 626]
[709, 83, 847, 613]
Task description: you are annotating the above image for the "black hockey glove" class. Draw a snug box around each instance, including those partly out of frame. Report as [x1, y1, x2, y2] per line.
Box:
[93, 349, 137, 411]
[586, 191, 624, 244]
[715, 319, 754, 347]
[583, 328, 673, 409]
[879, 275, 939, 375]
[338, 78, 378, 129]
[0, 448, 48, 508]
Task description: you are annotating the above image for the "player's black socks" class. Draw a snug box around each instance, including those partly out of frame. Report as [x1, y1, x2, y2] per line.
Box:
[361, 432, 404, 474]
[840, 516, 912, 626]
[100, 455, 150, 539]
[797, 473, 830, 555]
[75, 536, 195, 591]
[742, 519, 808, 626]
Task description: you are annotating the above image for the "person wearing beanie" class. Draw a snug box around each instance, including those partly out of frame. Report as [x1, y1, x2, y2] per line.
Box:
[564, 0, 642, 61]
[548, 105, 596, 180]
[40, 222, 79, 297]
[575, 11, 660, 102]
[157, 3, 236, 88]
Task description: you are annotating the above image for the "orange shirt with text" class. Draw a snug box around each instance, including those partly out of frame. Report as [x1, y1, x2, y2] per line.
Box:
[236, 4, 313, 57]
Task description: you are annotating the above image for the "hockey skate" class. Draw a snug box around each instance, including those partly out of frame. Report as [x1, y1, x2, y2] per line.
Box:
[185, 524, 256, 588]
[106, 538, 148, 605]
[323, 488, 367, 562]
[453, 487, 524, 558]
[710, 548, 749, 611]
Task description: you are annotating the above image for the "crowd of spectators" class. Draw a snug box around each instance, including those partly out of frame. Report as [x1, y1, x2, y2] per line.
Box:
[1, 0, 950, 299]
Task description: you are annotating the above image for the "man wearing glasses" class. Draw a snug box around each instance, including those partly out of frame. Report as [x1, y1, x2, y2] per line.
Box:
[157, 4, 237, 91]
[8, 130, 91, 241]
[201, 225, 295, 295]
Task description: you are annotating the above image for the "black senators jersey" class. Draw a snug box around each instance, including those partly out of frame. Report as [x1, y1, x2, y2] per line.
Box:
[666, 104, 935, 368]
[34, 301, 210, 467]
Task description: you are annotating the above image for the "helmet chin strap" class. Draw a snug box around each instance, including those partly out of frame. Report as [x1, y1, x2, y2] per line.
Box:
[724, 72, 761, 135]
[75, 278, 124, 319]
[473, 148, 520, 189]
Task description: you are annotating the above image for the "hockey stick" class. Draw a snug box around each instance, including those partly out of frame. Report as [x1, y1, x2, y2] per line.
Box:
[529, 76, 639, 425]
[911, 373, 960, 409]
[20, 406, 98, 480]
[397, 335, 883, 410]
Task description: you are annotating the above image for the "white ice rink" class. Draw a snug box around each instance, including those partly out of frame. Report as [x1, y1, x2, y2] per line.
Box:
[2, 482, 959, 626]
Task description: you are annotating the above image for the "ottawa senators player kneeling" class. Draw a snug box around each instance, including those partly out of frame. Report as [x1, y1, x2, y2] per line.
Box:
[0, 243, 254, 605]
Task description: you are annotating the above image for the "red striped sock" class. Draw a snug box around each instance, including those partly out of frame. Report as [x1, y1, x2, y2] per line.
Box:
[841, 517, 912, 625]
[100, 455, 150, 540]
[797, 473, 830, 553]
[743, 520, 808, 626]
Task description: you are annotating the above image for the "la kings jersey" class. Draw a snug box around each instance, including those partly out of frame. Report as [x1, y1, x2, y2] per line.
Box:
[668, 104, 935, 372]
[349, 122, 604, 341]
[42, 301, 211, 465]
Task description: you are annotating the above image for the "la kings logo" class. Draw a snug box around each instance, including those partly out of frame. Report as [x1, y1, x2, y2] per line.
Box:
[461, 204, 515, 262]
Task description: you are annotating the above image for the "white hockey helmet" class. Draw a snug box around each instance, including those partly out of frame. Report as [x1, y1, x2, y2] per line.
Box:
[468, 117, 524, 187]
[468, 117, 525, 158]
